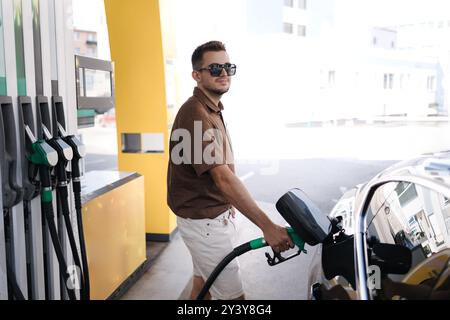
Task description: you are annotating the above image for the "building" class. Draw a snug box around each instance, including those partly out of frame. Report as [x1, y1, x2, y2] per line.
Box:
[282, 0, 307, 37]
[392, 19, 450, 116]
[242, 0, 446, 124]
[72, 0, 111, 60]
[73, 29, 98, 57]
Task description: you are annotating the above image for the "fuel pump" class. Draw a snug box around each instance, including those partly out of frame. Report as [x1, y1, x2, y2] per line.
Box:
[23, 125, 76, 300]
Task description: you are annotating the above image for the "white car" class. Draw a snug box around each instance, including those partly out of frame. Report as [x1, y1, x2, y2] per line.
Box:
[295, 151, 450, 300]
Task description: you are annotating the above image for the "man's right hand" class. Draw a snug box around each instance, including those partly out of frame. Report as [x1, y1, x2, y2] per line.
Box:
[262, 223, 294, 252]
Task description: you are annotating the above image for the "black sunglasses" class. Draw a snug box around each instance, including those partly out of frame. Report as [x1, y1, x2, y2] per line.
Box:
[197, 63, 237, 77]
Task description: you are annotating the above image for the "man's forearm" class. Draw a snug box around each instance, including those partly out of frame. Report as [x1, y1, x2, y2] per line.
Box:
[214, 172, 273, 231]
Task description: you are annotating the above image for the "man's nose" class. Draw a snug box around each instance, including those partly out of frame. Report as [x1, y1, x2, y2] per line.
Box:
[219, 67, 227, 77]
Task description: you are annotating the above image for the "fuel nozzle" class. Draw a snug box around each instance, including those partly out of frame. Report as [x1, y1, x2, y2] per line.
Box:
[41, 125, 73, 186]
[25, 125, 58, 168]
[24, 125, 58, 204]
[57, 123, 85, 179]
[264, 227, 307, 266]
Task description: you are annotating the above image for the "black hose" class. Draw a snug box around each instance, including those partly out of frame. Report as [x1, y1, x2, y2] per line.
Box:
[196, 242, 252, 300]
[73, 179, 90, 300]
[4, 207, 26, 300]
[41, 208, 50, 299]
[57, 185, 85, 297]
[23, 201, 33, 299]
[6, 260, 25, 300]
[41, 198, 77, 300]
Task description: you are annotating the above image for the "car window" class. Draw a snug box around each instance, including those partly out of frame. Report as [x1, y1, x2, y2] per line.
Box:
[365, 181, 450, 300]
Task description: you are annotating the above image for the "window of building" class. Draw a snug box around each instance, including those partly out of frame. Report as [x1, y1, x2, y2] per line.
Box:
[373, 37, 377, 45]
[283, 22, 294, 34]
[383, 73, 394, 89]
[74, 31, 80, 41]
[87, 47, 97, 57]
[284, 0, 294, 7]
[298, 0, 307, 9]
[74, 47, 81, 54]
[319, 70, 326, 89]
[328, 71, 335, 87]
[297, 25, 306, 37]
[391, 41, 395, 48]
[427, 75, 435, 91]
[87, 33, 97, 42]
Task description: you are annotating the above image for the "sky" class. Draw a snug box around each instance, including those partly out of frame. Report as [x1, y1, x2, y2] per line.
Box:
[73, 0, 450, 31]
[367, 0, 450, 26]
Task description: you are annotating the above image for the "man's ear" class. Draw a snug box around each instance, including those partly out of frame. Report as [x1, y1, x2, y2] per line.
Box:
[192, 70, 201, 82]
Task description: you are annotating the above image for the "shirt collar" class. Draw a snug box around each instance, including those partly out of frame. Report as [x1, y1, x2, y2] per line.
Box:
[193, 87, 224, 113]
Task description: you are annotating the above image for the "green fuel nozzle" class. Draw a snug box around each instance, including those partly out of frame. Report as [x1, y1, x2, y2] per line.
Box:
[24, 125, 58, 203]
[25, 125, 58, 168]
[248, 227, 307, 266]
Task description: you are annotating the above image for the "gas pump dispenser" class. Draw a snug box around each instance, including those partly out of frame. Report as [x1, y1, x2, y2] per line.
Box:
[0, 0, 99, 300]
[1, 97, 26, 300]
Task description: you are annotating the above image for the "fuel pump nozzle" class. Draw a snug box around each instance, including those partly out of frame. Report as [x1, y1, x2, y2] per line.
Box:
[264, 227, 307, 266]
[25, 125, 58, 168]
[56, 124, 86, 180]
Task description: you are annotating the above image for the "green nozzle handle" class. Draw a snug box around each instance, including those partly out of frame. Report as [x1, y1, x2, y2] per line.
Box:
[249, 227, 306, 251]
[249, 237, 267, 250]
[287, 227, 306, 251]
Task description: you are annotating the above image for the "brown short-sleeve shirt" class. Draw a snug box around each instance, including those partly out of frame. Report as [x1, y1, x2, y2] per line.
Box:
[167, 87, 235, 219]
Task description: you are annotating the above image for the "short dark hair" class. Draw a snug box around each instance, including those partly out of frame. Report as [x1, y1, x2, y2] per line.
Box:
[191, 41, 226, 70]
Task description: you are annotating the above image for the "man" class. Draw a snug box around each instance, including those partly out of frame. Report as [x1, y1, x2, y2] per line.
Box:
[167, 41, 293, 300]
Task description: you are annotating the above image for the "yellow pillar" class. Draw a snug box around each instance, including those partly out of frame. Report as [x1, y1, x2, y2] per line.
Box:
[104, 0, 176, 239]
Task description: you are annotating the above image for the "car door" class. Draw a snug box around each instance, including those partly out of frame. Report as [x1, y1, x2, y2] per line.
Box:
[361, 180, 450, 300]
